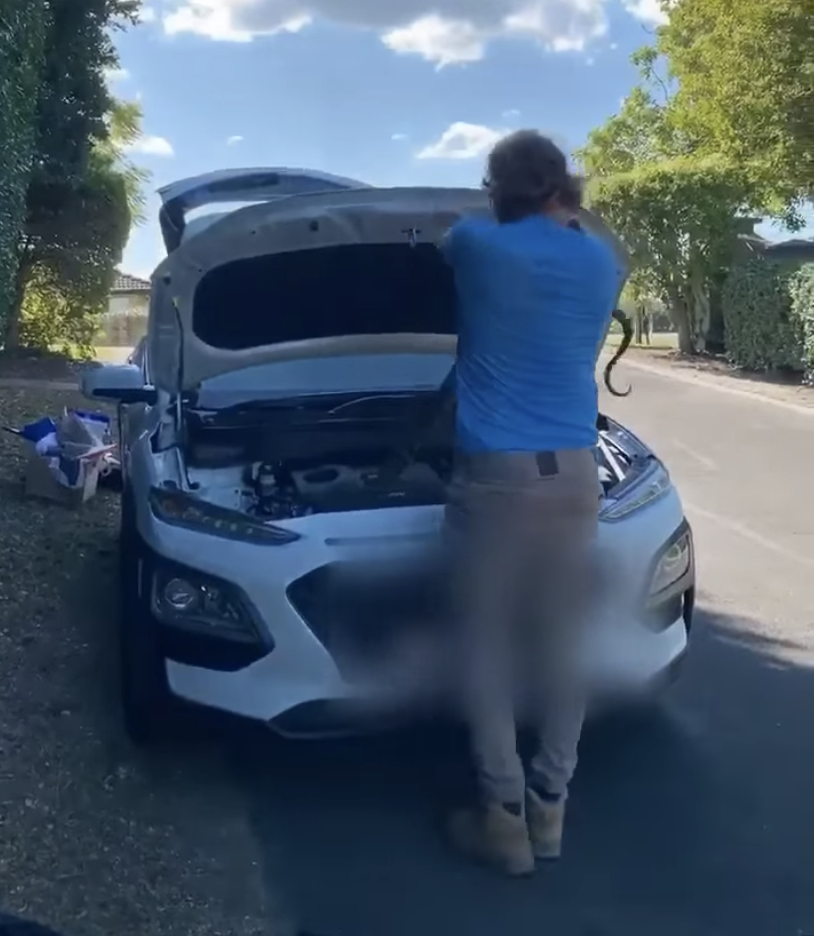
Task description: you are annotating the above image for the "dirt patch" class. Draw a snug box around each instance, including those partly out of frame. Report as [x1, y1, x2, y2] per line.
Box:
[0, 387, 274, 936]
[0, 352, 86, 383]
[622, 347, 814, 409]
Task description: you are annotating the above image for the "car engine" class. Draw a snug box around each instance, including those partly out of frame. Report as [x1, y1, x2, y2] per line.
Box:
[242, 458, 448, 519]
[182, 403, 634, 520]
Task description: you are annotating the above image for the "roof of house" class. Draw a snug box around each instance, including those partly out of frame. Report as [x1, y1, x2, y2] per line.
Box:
[111, 271, 151, 293]
[764, 237, 814, 253]
[738, 235, 814, 262]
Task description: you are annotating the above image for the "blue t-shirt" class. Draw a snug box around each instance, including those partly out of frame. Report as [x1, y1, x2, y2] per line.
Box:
[443, 214, 622, 453]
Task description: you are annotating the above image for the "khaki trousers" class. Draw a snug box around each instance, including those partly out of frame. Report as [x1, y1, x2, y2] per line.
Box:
[445, 447, 600, 805]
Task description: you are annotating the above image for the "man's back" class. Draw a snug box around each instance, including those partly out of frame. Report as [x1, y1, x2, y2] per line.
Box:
[444, 214, 621, 453]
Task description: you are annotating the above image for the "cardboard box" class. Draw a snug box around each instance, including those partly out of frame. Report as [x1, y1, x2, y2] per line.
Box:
[24, 451, 103, 506]
[9, 410, 117, 508]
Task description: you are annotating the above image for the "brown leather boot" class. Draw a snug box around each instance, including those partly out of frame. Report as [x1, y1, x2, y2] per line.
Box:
[526, 789, 565, 860]
[447, 802, 535, 877]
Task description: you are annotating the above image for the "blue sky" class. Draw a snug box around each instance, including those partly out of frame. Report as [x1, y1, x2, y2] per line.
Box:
[113, 0, 809, 278]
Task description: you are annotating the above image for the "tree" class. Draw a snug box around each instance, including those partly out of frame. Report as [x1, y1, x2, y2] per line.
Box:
[3, 0, 142, 349]
[576, 33, 769, 354]
[101, 98, 149, 226]
[0, 2, 49, 329]
[577, 86, 678, 179]
[16, 98, 148, 354]
[657, 0, 814, 219]
[18, 137, 134, 354]
[588, 157, 751, 353]
[29, 0, 139, 188]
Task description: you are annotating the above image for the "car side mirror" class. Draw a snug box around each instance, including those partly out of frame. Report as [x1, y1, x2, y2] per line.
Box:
[81, 364, 157, 404]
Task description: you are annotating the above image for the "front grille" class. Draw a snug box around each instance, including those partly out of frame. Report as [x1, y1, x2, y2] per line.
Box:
[287, 561, 449, 677]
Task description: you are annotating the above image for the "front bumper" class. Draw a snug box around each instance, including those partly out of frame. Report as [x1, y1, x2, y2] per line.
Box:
[137, 491, 695, 737]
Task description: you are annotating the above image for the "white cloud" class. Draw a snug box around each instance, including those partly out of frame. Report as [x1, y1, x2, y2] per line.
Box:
[503, 1, 606, 52]
[157, 0, 657, 66]
[227, 134, 244, 145]
[417, 122, 503, 160]
[127, 135, 175, 157]
[622, 0, 669, 24]
[138, 5, 157, 22]
[391, 132, 408, 141]
[104, 66, 130, 84]
[383, 15, 488, 67]
[502, 108, 521, 119]
[164, 1, 311, 41]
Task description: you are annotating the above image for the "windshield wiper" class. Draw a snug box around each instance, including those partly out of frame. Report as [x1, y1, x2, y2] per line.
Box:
[190, 395, 335, 418]
[325, 391, 425, 415]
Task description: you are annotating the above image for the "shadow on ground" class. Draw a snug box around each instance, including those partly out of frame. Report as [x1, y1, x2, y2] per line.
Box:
[55, 524, 814, 936]
[223, 606, 814, 936]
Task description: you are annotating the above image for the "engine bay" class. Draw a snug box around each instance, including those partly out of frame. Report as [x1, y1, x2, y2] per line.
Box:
[181, 446, 451, 519]
[181, 399, 636, 520]
[184, 434, 632, 520]
[243, 457, 448, 519]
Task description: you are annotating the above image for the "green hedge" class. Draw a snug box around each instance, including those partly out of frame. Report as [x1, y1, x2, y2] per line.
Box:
[790, 264, 814, 384]
[722, 257, 805, 371]
[0, 3, 48, 332]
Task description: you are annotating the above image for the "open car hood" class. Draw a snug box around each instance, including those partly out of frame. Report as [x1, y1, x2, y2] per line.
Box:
[148, 186, 630, 393]
[157, 167, 371, 252]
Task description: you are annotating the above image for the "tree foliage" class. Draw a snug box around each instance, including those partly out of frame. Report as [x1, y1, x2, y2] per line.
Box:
[18, 96, 147, 355]
[2, 0, 144, 350]
[19, 137, 133, 355]
[790, 265, 814, 384]
[658, 0, 814, 217]
[577, 0, 813, 354]
[101, 98, 150, 226]
[29, 0, 139, 182]
[578, 87, 677, 179]
[588, 156, 751, 353]
[721, 257, 805, 371]
[0, 1, 48, 327]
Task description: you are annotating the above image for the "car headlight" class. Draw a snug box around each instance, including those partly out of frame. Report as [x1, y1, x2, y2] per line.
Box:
[599, 461, 672, 522]
[150, 567, 250, 640]
[149, 486, 300, 545]
[649, 530, 693, 597]
[150, 563, 273, 646]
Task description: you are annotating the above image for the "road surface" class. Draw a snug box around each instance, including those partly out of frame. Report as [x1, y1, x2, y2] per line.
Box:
[225, 361, 814, 936]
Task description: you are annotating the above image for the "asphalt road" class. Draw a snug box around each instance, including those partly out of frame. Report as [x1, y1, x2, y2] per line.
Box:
[228, 362, 814, 936]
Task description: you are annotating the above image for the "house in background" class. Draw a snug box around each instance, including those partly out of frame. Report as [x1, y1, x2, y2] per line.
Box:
[98, 271, 151, 347]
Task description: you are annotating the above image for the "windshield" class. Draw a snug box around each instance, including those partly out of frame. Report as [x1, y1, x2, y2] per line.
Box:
[193, 352, 456, 410]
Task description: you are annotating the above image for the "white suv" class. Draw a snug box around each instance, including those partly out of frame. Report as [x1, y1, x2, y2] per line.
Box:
[84, 169, 695, 744]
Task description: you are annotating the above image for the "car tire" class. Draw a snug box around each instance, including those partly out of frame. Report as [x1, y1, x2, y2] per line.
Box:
[119, 489, 176, 746]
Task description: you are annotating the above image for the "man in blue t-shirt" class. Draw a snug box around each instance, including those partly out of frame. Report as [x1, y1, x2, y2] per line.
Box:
[442, 130, 621, 876]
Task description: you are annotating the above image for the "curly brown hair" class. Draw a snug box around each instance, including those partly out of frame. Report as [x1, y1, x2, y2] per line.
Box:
[484, 130, 582, 223]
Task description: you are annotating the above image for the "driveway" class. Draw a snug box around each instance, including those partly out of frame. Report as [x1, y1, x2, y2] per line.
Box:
[231, 363, 814, 936]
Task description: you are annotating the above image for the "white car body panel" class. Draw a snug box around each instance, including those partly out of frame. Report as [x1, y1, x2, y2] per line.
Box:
[156, 488, 689, 725]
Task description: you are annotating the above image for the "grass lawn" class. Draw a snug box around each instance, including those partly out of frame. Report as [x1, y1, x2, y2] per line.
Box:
[92, 346, 133, 364]
[0, 385, 268, 936]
